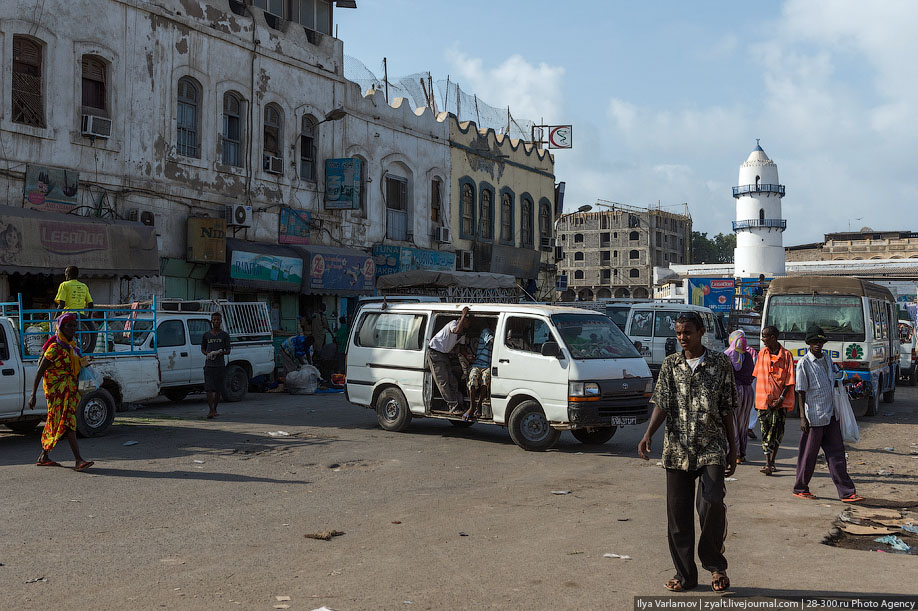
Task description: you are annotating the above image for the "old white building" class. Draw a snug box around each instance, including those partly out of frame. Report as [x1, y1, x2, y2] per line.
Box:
[0, 0, 450, 332]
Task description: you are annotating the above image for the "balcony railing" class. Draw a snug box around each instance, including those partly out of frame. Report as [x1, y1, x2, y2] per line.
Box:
[732, 218, 787, 231]
[732, 184, 785, 198]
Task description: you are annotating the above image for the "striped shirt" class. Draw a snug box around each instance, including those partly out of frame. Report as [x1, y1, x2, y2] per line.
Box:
[472, 328, 494, 369]
[795, 352, 838, 427]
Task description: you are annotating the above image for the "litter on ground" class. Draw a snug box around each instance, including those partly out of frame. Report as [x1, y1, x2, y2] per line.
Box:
[304, 530, 344, 541]
[603, 553, 632, 560]
[551, 490, 572, 495]
[123, 441, 138, 446]
[874, 535, 911, 552]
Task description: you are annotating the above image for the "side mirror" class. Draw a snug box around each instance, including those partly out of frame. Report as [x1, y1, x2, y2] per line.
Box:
[541, 341, 561, 358]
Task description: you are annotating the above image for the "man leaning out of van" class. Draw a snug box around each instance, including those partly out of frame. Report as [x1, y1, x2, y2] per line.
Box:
[427, 306, 471, 414]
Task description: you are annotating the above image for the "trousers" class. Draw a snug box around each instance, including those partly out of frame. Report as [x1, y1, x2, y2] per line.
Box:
[733, 384, 754, 458]
[666, 465, 728, 587]
[794, 416, 856, 499]
[427, 350, 460, 411]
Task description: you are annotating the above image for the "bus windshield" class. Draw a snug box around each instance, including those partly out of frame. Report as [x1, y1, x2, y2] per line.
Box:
[551, 313, 641, 359]
[765, 294, 865, 341]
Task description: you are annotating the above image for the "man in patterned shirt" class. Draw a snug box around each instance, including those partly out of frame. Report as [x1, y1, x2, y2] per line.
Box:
[638, 312, 737, 593]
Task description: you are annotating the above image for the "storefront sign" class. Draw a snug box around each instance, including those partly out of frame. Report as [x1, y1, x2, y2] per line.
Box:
[230, 250, 303, 289]
[483, 243, 541, 279]
[688, 278, 735, 312]
[279, 208, 311, 245]
[372, 245, 456, 276]
[324, 158, 361, 210]
[186, 217, 227, 263]
[308, 250, 375, 292]
[23, 164, 80, 213]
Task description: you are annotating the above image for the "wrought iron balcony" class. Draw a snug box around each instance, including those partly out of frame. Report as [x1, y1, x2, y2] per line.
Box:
[732, 184, 785, 198]
[732, 218, 787, 231]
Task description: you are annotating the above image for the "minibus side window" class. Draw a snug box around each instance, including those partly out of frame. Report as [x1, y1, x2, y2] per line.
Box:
[653, 312, 677, 338]
[505, 317, 552, 353]
[631, 310, 653, 336]
[357, 313, 426, 350]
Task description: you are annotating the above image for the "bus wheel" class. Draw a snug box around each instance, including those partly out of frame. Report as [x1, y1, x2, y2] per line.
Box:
[376, 387, 411, 432]
[572, 427, 617, 445]
[508, 400, 560, 451]
[882, 388, 895, 403]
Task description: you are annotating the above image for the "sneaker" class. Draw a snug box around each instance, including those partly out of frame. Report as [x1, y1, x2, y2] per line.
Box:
[747, 428, 757, 440]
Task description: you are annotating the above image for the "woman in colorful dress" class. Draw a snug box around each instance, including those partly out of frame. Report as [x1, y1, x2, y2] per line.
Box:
[725, 329, 757, 464]
[29, 313, 93, 471]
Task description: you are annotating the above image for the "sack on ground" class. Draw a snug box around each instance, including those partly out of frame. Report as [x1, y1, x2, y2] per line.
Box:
[834, 383, 860, 443]
[78, 366, 102, 393]
[286, 364, 320, 395]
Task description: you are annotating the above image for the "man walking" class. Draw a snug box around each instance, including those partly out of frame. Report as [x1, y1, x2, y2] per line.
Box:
[793, 325, 862, 502]
[638, 312, 737, 593]
[752, 325, 795, 475]
[311, 303, 331, 350]
[201, 312, 231, 419]
[427, 306, 470, 414]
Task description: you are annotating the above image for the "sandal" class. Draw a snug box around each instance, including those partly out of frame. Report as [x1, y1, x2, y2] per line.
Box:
[74, 460, 95, 472]
[665, 578, 695, 592]
[712, 572, 730, 592]
[841, 493, 864, 503]
[36, 460, 62, 467]
[793, 491, 816, 499]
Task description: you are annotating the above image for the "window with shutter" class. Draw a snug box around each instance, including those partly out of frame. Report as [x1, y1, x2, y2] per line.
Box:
[81, 56, 107, 112]
[12, 36, 45, 128]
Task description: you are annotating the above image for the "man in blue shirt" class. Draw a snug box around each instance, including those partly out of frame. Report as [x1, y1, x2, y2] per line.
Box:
[463, 326, 494, 420]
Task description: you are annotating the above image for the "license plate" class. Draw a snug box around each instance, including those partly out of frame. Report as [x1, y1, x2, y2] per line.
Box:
[610, 416, 637, 425]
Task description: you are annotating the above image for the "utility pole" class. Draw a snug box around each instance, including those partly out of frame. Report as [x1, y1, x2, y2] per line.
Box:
[382, 57, 389, 103]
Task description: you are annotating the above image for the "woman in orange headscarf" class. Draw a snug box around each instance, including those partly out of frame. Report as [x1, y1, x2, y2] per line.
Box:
[29, 313, 93, 471]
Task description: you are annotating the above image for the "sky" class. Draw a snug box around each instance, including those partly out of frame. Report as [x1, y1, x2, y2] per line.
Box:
[336, 0, 916, 246]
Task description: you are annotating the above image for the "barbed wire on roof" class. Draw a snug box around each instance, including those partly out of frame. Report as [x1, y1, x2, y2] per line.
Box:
[343, 55, 537, 141]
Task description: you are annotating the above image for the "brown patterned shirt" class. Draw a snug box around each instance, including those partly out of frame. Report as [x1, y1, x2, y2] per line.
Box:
[651, 349, 738, 471]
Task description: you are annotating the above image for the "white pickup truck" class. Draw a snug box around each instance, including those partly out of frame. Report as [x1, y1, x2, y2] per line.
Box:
[120, 301, 275, 402]
[0, 316, 160, 436]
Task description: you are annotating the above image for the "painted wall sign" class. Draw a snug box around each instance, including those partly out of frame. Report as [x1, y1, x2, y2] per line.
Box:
[324, 158, 361, 210]
[23, 165, 80, 213]
[230, 250, 303, 289]
[309, 251, 375, 292]
[279, 208, 311, 245]
[186, 217, 227, 263]
[372, 245, 456, 276]
[688, 278, 735, 312]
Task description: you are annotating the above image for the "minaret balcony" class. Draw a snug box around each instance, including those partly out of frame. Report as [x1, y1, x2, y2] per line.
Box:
[733, 219, 787, 231]
[732, 184, 785, 198]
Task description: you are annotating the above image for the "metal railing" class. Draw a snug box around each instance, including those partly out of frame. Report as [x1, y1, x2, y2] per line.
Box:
[732, 184, 785, 197]
[732, 219, 787, 231]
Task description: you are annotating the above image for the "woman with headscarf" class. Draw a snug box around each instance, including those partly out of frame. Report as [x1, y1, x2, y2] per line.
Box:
[29, 313, 93, 471]
[725, 329, 757, 464]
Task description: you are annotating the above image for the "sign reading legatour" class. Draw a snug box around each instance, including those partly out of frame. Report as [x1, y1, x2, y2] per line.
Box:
[279, 208, 310, 245]
[23, 165, 80, 213]
[39, 221, 108, 254]
[308, 251, 375, 292]
[324, 158, 361, 210]
[230, 250, 303, 289]
[372, 245, 456, 276]
[187, 217, 227, 263]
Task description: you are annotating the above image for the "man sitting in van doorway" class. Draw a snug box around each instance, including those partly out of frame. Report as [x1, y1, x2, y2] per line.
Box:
[427, 306, 471, 414]
[463, 324, 494, 421]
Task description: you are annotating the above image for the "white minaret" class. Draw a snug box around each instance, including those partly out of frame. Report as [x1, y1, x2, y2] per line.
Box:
[733, 141, 786, 277]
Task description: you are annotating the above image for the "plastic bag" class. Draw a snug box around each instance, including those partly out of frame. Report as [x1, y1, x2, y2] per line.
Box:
[78, 366, 102, 393]
[286, 364, 320, 395]
[834, 383, 860, 443]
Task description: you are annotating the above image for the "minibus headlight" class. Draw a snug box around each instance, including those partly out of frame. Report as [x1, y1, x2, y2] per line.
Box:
[644, 379, 654, 397]
[569, 382, 600, 402]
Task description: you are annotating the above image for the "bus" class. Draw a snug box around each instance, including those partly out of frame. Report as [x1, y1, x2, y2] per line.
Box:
[762, 276, 898, 416]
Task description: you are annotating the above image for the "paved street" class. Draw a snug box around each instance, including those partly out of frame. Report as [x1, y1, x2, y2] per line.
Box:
[2, 387, 916, 610]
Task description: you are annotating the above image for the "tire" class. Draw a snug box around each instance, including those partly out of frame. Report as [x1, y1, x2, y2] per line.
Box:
[76, 388, 116, 437]
[163, 388, 189, 403]
[910, 368, 917, 387]
[507, 400, 560, 451]
[864, 389, 879, 417]
[5, 419, 42, 433]
[376, 387, 412, 432]
[222, 364, 248, 402]
[882, 388, 895, 404]
[571, 426, 617, 445]
[449, 419, 474, 428]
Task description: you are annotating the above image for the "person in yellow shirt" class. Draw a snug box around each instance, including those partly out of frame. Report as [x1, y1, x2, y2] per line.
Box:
[55, 266, 94, 311]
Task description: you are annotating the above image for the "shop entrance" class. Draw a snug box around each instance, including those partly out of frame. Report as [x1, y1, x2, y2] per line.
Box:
[7, 272, 61, 309]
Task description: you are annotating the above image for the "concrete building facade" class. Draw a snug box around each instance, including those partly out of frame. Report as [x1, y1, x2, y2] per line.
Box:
[786, 230, 918, 262]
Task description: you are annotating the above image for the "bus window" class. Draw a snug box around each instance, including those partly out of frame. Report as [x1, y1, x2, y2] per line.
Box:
[764, 294, 866, 341]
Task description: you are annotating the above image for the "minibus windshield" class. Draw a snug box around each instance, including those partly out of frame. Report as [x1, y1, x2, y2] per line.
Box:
[764, 294, 865, 341]
[552, 313, 642, 359]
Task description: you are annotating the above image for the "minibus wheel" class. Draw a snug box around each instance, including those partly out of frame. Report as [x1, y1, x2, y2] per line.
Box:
[508, 400, 560, 451]
[571, 427, 617, 445]
[376, 387, 412, 432]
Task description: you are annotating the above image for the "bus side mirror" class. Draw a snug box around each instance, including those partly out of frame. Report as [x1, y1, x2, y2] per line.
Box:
[541, 341, 561, 358]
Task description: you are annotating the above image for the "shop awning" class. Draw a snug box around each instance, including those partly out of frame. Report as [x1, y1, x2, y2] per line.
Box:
[376, 270, 517, 290]
[293, 245, 375, 296]
[0, 204, 159, 277]
[207, 238, 305, 293]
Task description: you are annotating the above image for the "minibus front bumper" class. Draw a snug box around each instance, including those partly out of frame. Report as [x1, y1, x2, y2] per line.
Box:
[567, 378, 652, 428]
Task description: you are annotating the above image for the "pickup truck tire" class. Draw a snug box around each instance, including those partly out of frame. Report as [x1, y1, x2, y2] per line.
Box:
[571, 426, 617, 445]
[77, 388, 116, 437]
[222, 365, 248, 402]
[164, 389, 189, 403]
[5, 418, 42, 433]
[508, 400, 560, 452]
[376, 387, 411, 432]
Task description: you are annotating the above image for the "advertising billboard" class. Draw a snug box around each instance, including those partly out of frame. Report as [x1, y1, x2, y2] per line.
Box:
[688, 278, 735, 312]
[324, 158, 361, 210]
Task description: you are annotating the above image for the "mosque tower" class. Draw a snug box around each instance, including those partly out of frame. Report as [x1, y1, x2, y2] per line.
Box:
[732, 141, 786, 277]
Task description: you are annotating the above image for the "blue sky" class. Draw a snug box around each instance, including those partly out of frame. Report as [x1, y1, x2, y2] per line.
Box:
[337, 1, 914, 245]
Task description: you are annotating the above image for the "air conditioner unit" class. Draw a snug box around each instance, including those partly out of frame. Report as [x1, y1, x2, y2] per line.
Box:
[140, 210, 155, 226]
[81, 114, 112, 139]
[457, 250, 474, 271]
[540, 236, 552, 250]
[226, 204, 253, 228]
[554, 246, 564, 261]
[263, 155, 284, 175]
[437, 226, 452, 244]
[127, 208, 140, 222]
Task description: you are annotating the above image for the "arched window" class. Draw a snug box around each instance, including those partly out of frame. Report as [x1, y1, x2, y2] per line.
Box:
[629, 249, 639, 259]
[629, 231, 639, 241]
[479, 186, 493, 240]
[574, 233, 584, 243]
[81, 55, 107, 114]
[574, 270, 584, 280]
[759, 208, 765, 222]
[755, 175, 761, 189]
[176, 76, 201, 157]
[263, 104, 283, 172]
[460, 180, 475, 238]
[633, 287, 649, 299]
[539, 200, 551, 250]
[300, 115, 317, 180]
[12, 36, 45, 128]
[500, 190, 514, 243]
[520, 195, 534, 248]
[222, 92, 244, 167]
[574, 252, 584, 261]
[629, 268, 640, 278]
[614, 288, 630, 298]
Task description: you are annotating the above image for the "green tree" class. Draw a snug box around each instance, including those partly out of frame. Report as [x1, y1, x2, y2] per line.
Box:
[691, 231, 736, 264]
